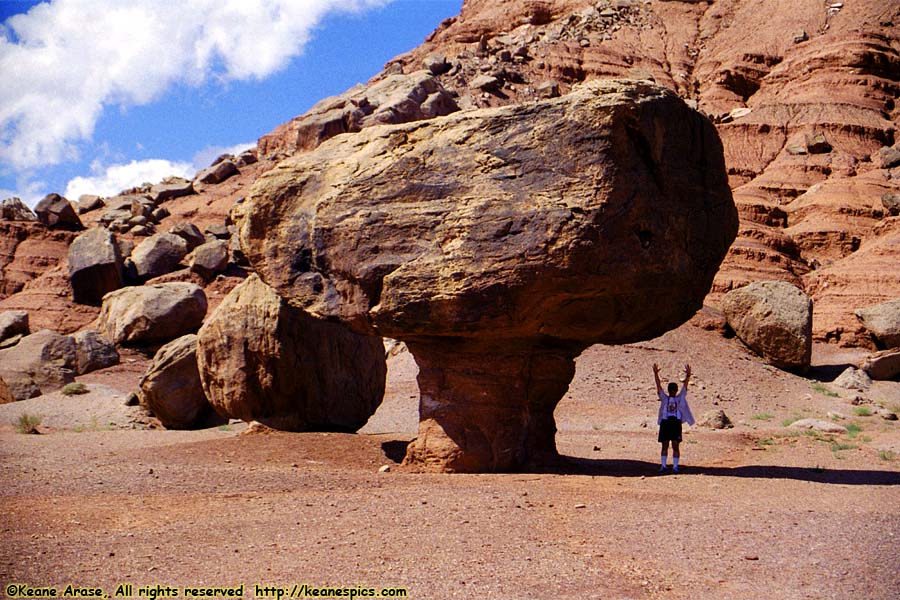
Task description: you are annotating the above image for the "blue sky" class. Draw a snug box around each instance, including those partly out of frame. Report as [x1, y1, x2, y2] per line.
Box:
[0, 0, 462, 205]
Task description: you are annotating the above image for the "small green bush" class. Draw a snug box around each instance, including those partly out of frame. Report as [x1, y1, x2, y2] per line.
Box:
[811, 383, 839, 398]
[16, 413, 42, 434]
[879, 450, 896, 462]
[851, 406, 872, 417]
[846, 423, 863, 438]
[61, 382, 89, 396]
[752, 413, 774, 421]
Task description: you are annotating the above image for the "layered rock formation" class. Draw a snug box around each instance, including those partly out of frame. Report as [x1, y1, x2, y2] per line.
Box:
[242, 79, 737, 471]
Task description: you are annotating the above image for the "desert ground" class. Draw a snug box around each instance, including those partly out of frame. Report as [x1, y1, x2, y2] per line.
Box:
[1, 323, 898, 600]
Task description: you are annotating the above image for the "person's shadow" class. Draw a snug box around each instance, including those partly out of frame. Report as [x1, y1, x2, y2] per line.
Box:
[533, 456, 900, 485]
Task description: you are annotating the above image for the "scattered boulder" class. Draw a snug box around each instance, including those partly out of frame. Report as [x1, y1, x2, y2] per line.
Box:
[862, 348, 900, 381]
[873, 146, 900, 169]
[77, 195, 104, 214]
[1, 197, 37, 221]
[832, 366, 872, 391]
[130, 196, 155, 220]
[33, 193, 83, 230]
[72, 330, 119, 375]
[855, 299, 900, 349]
[0, 329, 76, 398]
[196, 274, 387, 432]
[196, 160, 239, 185]
[536, 79, 560, 98]
[204, 223, 230, 239]
[876, 408, 898, 421]
[696, 409, 733, 429]
[236, 149, 258, 166]
[186, 240, 229, 280]
[168, 222, 206, 251]
[149, 178, 195, 203]
[882, 193, 900, 217]
[805, 132, 832, 154]
[0, 310, 29, 342]
[240, 79, 737, 471]
[130, 232, 189, 280]
[0, 376, 14, 404]
[97, 282, 207, 345]
[788, 418, 847, 434]
[139, 334, 223, 429]
[721, 281, 813, 373]
[471, 74, 500, 91]
[68, 227, 124, 305]
[424, 53, 451, 75]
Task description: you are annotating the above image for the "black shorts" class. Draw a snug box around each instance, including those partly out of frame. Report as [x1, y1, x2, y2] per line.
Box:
[658, 416, 683, 443]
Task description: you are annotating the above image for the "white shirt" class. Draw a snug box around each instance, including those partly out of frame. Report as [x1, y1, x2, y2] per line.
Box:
[657, 388, 695, 426]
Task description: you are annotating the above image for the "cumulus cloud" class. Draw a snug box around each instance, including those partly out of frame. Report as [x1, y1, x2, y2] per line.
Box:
[0, 0, 390, 170]
[64, 158, 194, 199]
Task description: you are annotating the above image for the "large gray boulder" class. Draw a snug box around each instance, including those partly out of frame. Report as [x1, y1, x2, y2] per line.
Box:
[73, 330, 119, 374]
[68, 227, 124, 305]
[197, 274, 387, 432]
[97, 282, 207, 345]
[167, 222, 206, 251]
[139, 334, 223, 429]
[721, 281, 813, 372]
[130, 232, 189, 281]
[34, 193, 83, 230]
[0, 329, 77, 399]
[0, 310, 29, 343]
[0, 197, 37, 221]
[855, 299, 900, 349]
[196, 160, 238, 185]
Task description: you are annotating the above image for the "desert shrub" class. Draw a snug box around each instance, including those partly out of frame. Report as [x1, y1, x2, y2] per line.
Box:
[16, 413, 42, 434]
[851, 406, 872, 417]
[61, 382, 89, 396]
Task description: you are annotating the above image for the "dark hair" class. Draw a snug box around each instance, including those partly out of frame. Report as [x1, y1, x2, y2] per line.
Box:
[667, 382, 679, 395]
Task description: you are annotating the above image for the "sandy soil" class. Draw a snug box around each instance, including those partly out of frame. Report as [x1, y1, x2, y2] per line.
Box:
[2, 323, 899, 600]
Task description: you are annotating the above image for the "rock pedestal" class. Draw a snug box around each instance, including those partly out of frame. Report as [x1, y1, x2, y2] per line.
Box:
[241, 79, 737, 472]
[404, 340, 575, 471]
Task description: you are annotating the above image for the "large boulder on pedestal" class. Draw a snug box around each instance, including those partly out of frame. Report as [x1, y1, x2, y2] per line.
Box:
[721, 281, 813, 373]
[68, 227, 124, 304]
[240, 80, 737, 472]
[97, 282, 207, 345]
[196, 274, 386, 432]
[139, 334, 223, 429]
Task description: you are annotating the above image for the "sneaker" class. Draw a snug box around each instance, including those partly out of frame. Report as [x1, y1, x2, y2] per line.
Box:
[672, 466, 679, 474]
[659, 466, 668, 473]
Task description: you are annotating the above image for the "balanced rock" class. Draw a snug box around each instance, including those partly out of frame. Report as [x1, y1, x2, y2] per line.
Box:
[0, 310, 29, 342]
[34, 193, 83, 230]
[862, 348, 900, 381]
[0, 329, 76, 398]
[855, 299, 900, 349]
[0, 197, 37, 221]
[72, 330, 119, 375]
[97, 282, 207, 345]
[139, 334, 223, 429]
[130, 232, 189, 281]
[721, 281, 813, 373]
[241, 79, 737, 472]
[68, 227, 124, 304]
[197, 274, 387, 432]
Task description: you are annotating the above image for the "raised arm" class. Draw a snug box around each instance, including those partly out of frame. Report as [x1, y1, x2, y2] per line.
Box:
[652, 363, 662, 395]
[682, 364, 692, 391]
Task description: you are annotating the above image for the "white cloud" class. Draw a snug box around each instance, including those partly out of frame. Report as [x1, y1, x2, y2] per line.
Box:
[0, 0, 390, 171]
[191, 141, 256, 171]
[64, 158, 194, 199]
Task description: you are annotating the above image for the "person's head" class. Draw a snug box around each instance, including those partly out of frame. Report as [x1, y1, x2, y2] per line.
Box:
[667, 382, 679, 396]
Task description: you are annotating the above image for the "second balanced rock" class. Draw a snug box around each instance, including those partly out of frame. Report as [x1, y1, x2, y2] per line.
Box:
[241, 79, 738, 472]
